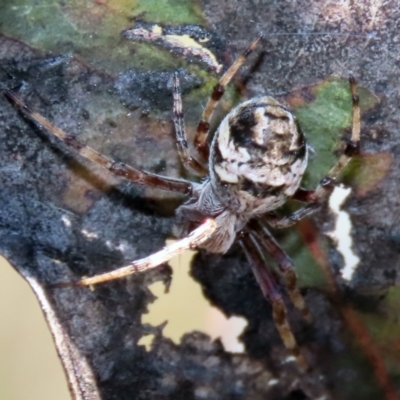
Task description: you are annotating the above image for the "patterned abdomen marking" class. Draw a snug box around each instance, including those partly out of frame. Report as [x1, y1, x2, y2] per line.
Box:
[210, 97, 307, 214]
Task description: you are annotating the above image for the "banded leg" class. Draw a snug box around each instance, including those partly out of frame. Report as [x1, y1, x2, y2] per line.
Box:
[249, 219, 311, 322]
[172, 73, 208, 176]
[266, 76, 361, 230]
[51, 218, 217, 288]
[240, 232, 308, 370]
[194, 36, 263, 163]
[5, 90, 193, 195]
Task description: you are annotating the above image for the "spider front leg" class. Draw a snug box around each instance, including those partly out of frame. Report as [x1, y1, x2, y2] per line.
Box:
[5, 90, 193, 195]
[240, 233, 308, 371]
[266, 76, 361, 229]
[51, 219, 216, 288]
[194, 36, 262, 163]
[172, 72, 208, 176]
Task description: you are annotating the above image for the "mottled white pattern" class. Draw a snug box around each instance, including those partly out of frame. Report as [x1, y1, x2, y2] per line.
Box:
[213, 164, 239, 183]
[235, 190, 286, 214]
[283, 153, 308, 196]
[217, 116, 251, 163]
[209, 97, 307, 220]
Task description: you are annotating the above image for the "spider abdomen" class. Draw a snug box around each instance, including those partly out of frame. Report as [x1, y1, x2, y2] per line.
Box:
[209, 97, 307, 215]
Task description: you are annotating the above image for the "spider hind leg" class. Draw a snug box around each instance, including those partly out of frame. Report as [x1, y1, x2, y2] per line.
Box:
[250, 219, 312, 322]
[240, 232, 309, 371]
[265, 77, 361, 229]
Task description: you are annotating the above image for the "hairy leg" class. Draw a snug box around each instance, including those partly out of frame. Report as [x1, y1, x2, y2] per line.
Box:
[266, 76, 360, 229]
[194, 36, 262, 163]
[51, 218, 217, 288]
[172, 73, 208, 176]
[240, 232, 308, 370]
[249, 219, 311, 322]
[5, 90, 193, 195]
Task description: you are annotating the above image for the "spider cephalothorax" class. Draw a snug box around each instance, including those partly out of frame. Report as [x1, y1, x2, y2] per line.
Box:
[6, 36, 361, 370]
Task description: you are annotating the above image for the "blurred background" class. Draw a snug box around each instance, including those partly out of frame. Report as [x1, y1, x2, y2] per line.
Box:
[0, 256, 69, 400]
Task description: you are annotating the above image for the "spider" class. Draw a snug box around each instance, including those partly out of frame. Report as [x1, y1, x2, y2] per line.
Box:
[5, 36, 361, 370]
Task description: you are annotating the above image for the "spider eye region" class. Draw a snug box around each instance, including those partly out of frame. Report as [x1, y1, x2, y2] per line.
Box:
[209, 97, 308, 214]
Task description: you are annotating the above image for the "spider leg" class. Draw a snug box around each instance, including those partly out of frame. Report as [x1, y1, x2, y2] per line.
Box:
[240, 232, 308, 370]
[265, 76, 361, 229]
[5, 90, 193, 195]
[172, 73, 208, 176]
[265, 203, 319, 229]
[249, 219, 311, 322]
[194, 35, 263, 163]
[51, 218, 217, 288]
